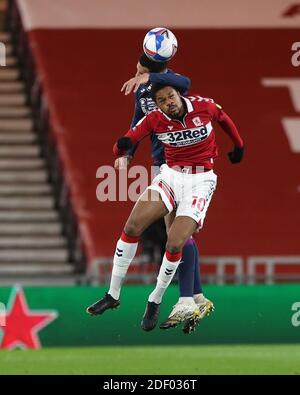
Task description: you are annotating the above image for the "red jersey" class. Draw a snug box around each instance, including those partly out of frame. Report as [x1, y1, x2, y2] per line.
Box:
[113, 95, 244, 169]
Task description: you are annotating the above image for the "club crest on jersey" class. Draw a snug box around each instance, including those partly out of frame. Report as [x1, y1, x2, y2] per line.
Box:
[140, 97, 157, 115]
[158, 123, 213, 147]
[192, 117, 202, 127]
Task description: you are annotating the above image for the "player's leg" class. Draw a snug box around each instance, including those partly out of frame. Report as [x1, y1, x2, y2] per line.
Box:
[192, 242, 203, 296]
[161, 169, 217, 332]
[141, 215, 198, 331]
[179, 239, 197, 297]
[86, 189, 168, 316]
[165, 213, 197, 305]
[165, 213, 197, 304]
[161, 201, 207, 330]
[159, 237, 200, 329]
[161, 210, 209, 331]
[159, 211, 197, 329]
[108, 188, 168, 298]
[193, 243, 214, 319]
[182, 242, 215, 334]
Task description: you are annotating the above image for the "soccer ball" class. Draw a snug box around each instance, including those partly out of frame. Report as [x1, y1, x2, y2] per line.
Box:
[143, 27, 178, 62]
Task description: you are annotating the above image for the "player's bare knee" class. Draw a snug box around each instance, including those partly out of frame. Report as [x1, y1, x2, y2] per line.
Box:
[166, 238, 184, 254]
[124, 220, 142, 237]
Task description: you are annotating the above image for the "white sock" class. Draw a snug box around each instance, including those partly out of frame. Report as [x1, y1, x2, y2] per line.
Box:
[178, 296, 195, 304]
[193, 293, 206, 304]
[148, 251, 182, 304]
[108, 234, 138, 300]
[193, 293, 204, 299]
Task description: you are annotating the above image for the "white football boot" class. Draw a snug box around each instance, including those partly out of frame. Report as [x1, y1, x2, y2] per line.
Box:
[182, 293, 215, 334]
[159, 297, 200, 330]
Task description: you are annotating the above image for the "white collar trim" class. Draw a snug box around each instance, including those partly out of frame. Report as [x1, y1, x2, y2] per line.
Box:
[182, 96, 193, 113]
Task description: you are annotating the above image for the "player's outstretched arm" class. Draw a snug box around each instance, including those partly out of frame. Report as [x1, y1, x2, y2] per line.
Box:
[121, 74, 150, 95]
[121, 72, 191, 96]
[212, 104, 244, 164]
[149, 72, 191, 94]
[219, 112, 244, 164]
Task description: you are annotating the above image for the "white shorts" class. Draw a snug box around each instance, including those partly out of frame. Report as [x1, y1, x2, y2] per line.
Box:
[147, 164, 217, 228]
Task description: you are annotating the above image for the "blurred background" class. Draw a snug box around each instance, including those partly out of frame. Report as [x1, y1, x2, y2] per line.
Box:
[0, 0, 299, 374]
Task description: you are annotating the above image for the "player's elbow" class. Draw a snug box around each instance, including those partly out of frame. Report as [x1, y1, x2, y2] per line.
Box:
[185, 77, 191, 91]
[179, 77, 191, 94]
[117, 137, 133, 150]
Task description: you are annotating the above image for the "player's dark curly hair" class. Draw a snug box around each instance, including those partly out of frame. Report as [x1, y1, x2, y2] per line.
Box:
[150, 83, 166, 101]
[139, 53, 168, 72]
[151, 83, 179, 102]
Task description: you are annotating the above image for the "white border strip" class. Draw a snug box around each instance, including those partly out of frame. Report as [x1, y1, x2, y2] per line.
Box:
[17, 0, 300, 30]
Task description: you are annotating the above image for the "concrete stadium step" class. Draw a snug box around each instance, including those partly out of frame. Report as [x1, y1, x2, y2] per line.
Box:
[4, 44, 13, 56]
[0, 68, 19, 80]
[0, 222, 61, 235]
[0, 94, 26, 106]
[5, 56, 17, 67]
[0, 132, 36, 144]
[0, 183, 51, 195]
[0, 263, 74, 276]
[0, 118, 33, 130]
[0, 249, 68, 262]
[0, 106, 30, 117]
[0, 236, 66, 248]
[0, 158, 45, 170]
[0, 196, 54, 209]
[0, 145, 40, 157]
[0, 31, 74, 283]
[0, 81, 24, 93]
[0, 210, 59, 222]
[0, 170, 47, 182]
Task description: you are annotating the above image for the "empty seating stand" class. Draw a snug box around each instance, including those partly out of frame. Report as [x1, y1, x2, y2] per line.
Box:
[7, 0, 300, 284]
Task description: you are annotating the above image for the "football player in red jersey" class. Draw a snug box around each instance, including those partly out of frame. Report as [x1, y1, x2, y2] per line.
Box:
[87, 84, 244, 332]
[119, 54, 214, 334]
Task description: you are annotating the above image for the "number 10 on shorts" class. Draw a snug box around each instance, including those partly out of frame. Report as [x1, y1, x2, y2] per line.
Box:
[191, 196, 205, 211]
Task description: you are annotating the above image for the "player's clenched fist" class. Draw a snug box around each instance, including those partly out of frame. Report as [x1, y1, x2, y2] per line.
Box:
[228, 146, 244, 164]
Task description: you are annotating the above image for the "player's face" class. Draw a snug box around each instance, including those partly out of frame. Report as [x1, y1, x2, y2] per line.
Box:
[155, 87, 184, 118]
[135, 62, 150, 76]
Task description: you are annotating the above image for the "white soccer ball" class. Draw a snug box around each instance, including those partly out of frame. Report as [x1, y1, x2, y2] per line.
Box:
[143, 27, 178, 62]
